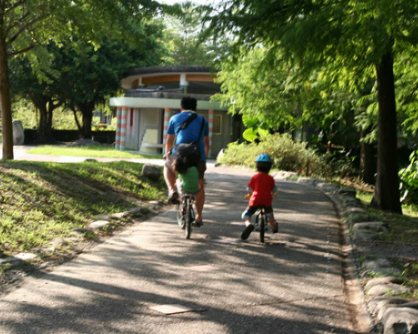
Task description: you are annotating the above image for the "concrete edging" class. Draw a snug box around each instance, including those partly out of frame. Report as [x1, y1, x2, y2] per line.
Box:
[296, 177, 418, 334]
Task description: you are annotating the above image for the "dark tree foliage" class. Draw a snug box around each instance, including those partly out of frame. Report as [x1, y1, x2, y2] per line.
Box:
[10, 24, 165, 141]
[59, 30, 165, 139]
[205, 0, 418, 213]
[0, 0, 162, 159]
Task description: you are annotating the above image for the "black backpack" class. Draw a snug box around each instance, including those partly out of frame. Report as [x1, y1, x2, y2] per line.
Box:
[175, 113, 205, 165]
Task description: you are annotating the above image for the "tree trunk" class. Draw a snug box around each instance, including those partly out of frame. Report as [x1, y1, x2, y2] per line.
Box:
[82, 110, 93, 139]
[0, 34, 14, 159]
[36, 104, 50, 143]
[34, 98, 55, 143]
[38, 104, 46, 136]
[371, 52, 402, 213]
[360, 127, 377, 185]
[72, 109, 83, 133]
[46, 101, 53, 138]
[80, 101, 95, 139]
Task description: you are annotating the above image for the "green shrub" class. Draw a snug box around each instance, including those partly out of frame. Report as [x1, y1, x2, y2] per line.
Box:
[399, 150, 418, 204]
[218, 133, 327, 176]
[326, 151, 358, 179]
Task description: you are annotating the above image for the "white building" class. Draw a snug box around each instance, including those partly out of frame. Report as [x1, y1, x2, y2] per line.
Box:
[109, 66, 243, 158]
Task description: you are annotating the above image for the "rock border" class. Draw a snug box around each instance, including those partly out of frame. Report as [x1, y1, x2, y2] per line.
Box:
[0, 201, 165, 284]
[297, 177, 418, 334]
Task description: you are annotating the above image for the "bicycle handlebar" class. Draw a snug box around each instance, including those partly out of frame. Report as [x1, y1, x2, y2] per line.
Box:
[245, 193, 277, 199]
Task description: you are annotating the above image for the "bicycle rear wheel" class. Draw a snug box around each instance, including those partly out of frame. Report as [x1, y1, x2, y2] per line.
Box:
[259, 214, 265, 243]
[177, 202, 185, 229]
[185, 199, 193, 239]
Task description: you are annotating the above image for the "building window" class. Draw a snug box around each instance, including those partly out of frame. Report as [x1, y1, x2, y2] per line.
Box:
[213, 115, 222, 134]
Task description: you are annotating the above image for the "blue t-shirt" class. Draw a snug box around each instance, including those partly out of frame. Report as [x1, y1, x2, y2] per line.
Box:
[167, 111, 209, 162]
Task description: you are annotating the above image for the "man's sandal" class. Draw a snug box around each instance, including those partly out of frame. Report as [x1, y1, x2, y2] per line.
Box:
[193, 220, 203, 227]
[168, 191, 180, 204]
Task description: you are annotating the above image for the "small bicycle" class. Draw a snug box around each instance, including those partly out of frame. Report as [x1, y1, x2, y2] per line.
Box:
[254, 207, 269, 243]
[176, 192, 196, 239]
[243, 194, 278, 243]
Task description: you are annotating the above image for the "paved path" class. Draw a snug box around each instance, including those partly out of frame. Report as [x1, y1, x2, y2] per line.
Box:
[0, 149, 361, 334]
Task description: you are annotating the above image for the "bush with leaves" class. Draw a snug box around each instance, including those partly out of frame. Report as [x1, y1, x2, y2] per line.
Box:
[218, 133, 327, 176]
[399, 150, 418, 204]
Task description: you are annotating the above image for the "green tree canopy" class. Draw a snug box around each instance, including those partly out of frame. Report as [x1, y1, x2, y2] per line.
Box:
[60, 28, 165, 139]
[162, 1, 230, 66]
[205, 0, 418, 213]
[10, 47, 64, 143]
[10, 21, 165, 141]
[395, 45, 418, 139]
[1, 0, 162, 159]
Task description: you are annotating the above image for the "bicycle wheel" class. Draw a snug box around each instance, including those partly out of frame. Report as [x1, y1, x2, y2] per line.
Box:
[177, 202, 185, 229]
[185, 199, 193, 239]
[259, 214, 265, 243]
[254, 213, 260, 231]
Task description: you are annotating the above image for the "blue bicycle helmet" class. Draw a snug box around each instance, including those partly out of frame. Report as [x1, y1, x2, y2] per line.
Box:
[255, 153, 272, 163]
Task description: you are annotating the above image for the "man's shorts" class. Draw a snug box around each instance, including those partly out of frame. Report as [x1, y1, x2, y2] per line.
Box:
[165, 152, 207, 180]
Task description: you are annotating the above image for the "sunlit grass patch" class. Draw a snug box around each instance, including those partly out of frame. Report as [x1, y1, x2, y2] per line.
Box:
[354, 188, 418, 243]
[402, 262, 418, 298]
[27, 145, 163, 159]
[0, 160, 165, 257]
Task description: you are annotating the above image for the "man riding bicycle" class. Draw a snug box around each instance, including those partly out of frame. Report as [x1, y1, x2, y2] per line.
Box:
[163, 96, 209, 227]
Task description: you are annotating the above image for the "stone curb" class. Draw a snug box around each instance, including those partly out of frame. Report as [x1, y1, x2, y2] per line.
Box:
[296, 177, 418, 334]
[0, 253, 39, 269]
[0, 201, 165, 270]
[87, 201, 163, 231]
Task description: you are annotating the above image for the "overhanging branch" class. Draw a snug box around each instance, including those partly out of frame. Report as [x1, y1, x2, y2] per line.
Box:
[5, 0, 26, 14]
[5, 11, 30, 36]
[72, 108, 83, 133]
[7, 14, 45, 44]
[8, 44, 34, 57]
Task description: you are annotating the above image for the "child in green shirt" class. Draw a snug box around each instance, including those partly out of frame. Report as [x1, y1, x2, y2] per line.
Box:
[172, 157, 200, 194]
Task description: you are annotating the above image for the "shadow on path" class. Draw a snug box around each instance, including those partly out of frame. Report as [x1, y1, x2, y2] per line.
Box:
[0, 167, 354, 334]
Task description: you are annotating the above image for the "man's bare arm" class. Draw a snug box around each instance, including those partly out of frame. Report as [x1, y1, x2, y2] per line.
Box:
[164, 134, 175, 158]
[203, 136, 210, 158]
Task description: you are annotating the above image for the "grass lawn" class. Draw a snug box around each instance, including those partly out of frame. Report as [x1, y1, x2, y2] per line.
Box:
[334, 178, 418, 242]
[356, 190, 418, 243]
[356, 187, 418, 299]
[0, 160, 166, 272]
[26, 145, 163, 159]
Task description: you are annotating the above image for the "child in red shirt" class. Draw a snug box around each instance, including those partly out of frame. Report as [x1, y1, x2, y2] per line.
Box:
[241, 153, 278, 240]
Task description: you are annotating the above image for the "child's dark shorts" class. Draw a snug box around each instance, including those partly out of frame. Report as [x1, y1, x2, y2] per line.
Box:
[245, 206, 273, 215]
